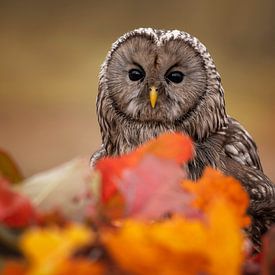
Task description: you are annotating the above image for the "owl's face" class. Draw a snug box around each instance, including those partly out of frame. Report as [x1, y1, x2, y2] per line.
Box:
[98, 29, 226, 146]
[105, 34, 207, 123]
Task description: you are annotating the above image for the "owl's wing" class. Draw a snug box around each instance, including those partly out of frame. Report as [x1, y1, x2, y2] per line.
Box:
[220, 156, 275, 251]
[223, 117, 263, 171]
[220, 117, 274, 250]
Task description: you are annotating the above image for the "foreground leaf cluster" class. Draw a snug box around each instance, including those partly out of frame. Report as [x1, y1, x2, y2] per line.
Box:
[0, 133, 273, 274]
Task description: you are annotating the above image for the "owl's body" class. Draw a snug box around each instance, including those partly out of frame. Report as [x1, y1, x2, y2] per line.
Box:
[92, 28, 275, 249]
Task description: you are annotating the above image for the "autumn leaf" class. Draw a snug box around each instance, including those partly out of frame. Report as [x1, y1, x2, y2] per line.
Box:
[242, 252, 262, 274]
[206, 201, 245, 275]
[103, 166, 249, 275]
[0, 178, 37, 228]
[56, 259, 104, 275]
[182, 167, 250, 227]
[116, 155, 197, 220]
[104, 218, 198, 275]
[134, 132, 194, 164]
[20, 224, 94, 275]
[262, 225, 275, 275]
[0, 150, 23, 184]
[16, 158, 95, 221]
[0, 134, 254, 275]
[104, 202, 244, 275]
[2, 261, 27, 275]
[96, 132, 194, 202]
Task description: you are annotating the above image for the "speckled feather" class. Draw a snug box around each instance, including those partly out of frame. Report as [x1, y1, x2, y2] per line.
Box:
[91, 28, 275, 250]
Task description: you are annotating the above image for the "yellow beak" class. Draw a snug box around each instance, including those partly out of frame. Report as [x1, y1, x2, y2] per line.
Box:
[149, 86, 158, 108]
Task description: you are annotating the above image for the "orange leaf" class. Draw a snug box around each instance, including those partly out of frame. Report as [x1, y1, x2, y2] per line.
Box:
[136, 132, 193, 164]
[104, 206, 244, 275]
[182, 167, 250, 227]
[2, 261, 27, 275]
[56, 259, 104, 275]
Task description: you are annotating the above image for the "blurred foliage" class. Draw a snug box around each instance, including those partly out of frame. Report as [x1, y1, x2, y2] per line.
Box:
[0, 0, 274, 179]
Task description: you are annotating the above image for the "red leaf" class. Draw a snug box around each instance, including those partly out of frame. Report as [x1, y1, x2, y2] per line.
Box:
[0, 178, 38, 228]
[262, 225, 275, 275]
[117, 155, 197, 219]
[2, 261, 27, 275]
[96, 133, 194, 202]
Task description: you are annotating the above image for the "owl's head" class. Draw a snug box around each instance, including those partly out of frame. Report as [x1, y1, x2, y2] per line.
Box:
[97, 28, 227, 142]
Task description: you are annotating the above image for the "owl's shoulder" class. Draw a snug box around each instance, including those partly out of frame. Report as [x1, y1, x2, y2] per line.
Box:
[220, 116, 263, 171]
[90, 145, 107, 167]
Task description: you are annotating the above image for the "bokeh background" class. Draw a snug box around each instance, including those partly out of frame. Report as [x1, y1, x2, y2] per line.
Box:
[0, 0, 274, 182]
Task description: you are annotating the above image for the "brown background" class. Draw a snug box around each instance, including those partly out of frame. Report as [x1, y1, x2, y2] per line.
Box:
[0, 0, 274, 182]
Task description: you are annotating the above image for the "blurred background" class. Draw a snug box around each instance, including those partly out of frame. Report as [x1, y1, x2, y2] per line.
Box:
[0, 0, 274, 181]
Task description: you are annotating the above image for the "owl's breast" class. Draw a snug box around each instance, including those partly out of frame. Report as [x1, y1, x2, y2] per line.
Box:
[106, 119, 177, 156]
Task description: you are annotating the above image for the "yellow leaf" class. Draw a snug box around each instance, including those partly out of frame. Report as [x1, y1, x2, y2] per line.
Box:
[20, 224, 94, 275]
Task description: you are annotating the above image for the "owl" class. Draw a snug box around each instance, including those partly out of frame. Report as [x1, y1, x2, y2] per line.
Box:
[91, 28, 275, 250]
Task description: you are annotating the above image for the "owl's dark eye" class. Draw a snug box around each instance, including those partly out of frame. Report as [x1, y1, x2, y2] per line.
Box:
[166, 71, 184, 84]
[128, 69, 145, 81]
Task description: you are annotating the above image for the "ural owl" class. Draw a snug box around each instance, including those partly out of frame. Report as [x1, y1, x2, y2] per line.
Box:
[91, 28, 275, 250]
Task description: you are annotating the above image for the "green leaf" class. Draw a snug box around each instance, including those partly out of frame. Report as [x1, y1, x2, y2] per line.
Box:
[0, 150, 23, 184]
[0, 225, 22, 257]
